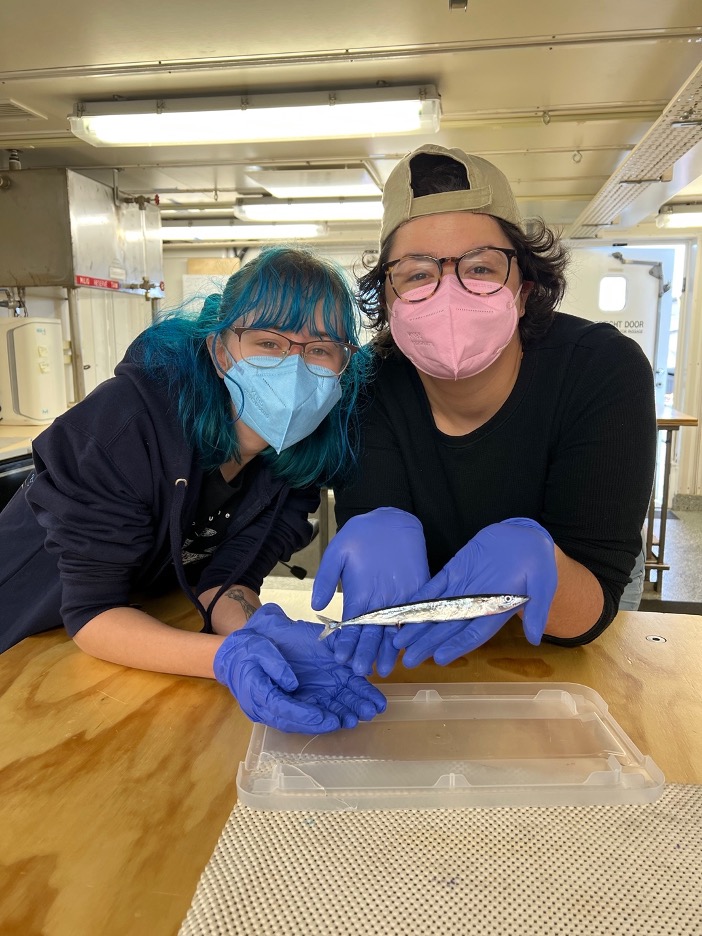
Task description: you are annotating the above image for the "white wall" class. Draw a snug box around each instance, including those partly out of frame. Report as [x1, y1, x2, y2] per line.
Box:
[163, 247, 242, 311]
[162, 244, 369, 310]
[673, 236, 702, 501]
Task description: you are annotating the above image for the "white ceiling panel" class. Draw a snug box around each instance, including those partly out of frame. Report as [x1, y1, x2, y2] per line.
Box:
[0, 0, 700, 243]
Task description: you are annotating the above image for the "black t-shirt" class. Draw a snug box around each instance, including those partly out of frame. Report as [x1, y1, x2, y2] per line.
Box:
[334, 314, 657, 643]
[181, 465, 251, 582]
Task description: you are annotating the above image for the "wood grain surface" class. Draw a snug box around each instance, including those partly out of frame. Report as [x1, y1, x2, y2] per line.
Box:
[1, 593, 700, 936]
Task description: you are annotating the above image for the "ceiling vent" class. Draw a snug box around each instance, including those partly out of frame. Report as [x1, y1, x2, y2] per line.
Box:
[567, 61, 702, 239]
[0, 99, 46, 122]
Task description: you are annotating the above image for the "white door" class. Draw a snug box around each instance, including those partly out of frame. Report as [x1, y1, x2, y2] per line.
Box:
[561, 246, 676, 409]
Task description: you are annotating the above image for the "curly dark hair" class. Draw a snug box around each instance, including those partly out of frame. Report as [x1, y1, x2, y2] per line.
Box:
[357, 154, 570, 355]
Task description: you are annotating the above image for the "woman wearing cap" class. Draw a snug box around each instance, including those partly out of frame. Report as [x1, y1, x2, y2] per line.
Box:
[312, 144, 656, 677]
[0, 245, 387, 734]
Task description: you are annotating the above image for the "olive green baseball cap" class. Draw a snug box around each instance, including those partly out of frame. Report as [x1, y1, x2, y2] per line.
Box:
[380, 143, 522, 246]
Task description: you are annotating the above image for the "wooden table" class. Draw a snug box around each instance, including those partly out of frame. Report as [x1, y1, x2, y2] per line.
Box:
[645, 405, 698, 589]
[1, 594, 700, 936]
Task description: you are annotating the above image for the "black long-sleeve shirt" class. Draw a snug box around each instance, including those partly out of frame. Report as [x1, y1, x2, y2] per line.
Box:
[334, 313, 657, 644]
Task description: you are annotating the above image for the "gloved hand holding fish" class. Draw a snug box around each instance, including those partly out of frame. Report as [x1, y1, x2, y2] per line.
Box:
[213, 603, 387, 733]
[311, 507, 431, 677]
[393, 518, 558, 667]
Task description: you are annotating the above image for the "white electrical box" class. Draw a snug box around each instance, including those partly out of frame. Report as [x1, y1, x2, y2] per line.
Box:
[0, 318, 67, 425]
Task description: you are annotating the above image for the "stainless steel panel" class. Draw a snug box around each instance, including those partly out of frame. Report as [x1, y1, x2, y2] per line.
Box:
[0, 168, 163, 296]
[0, 169, 73, 286]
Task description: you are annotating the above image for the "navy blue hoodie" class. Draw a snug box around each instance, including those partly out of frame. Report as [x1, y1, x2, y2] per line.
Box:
[0, 348, 319, 652]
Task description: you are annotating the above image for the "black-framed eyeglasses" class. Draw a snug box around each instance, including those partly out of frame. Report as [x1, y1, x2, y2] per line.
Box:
[231, 327, 358, 377]
[383, 247, 519, 302]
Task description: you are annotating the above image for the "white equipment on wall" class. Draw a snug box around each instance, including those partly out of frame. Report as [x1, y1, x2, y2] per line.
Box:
[0, 317, 67, 424]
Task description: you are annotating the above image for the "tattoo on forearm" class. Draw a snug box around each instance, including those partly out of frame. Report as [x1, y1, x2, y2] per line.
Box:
[225, 587, 258, 620]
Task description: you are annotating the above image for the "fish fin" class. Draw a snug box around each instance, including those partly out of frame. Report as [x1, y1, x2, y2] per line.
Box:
[316, 614, 338, 640]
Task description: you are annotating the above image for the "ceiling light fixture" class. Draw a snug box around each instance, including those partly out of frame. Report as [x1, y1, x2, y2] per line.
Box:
[69, 86, 441, 147]
[159, 222, 326, 241]
[656, 203, 702, 229]
[233, 198, 383, 223]
[160, 207, 240, 217]
[246, 167, 381, 199]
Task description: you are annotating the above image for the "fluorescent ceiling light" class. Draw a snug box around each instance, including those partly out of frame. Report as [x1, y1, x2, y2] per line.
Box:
[246, 168, 381, 199]
[234, 198, 382, 223]
[161, 207, 240, 217]
[656, 204, 702, 228]
[159, 223, 325, 241]
[69, 86, 440, 147]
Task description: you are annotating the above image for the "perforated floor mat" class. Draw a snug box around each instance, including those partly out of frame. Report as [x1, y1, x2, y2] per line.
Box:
[180, 784, 702, 935]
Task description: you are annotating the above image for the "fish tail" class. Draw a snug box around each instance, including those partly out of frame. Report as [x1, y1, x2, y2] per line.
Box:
[315, 614, 339, 640]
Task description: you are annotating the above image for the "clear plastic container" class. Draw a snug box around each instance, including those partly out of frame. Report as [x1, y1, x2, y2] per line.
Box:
[237, 682, 664, 810]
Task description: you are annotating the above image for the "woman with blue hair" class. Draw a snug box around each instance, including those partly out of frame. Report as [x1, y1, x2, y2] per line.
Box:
[0, 245, 386, 734]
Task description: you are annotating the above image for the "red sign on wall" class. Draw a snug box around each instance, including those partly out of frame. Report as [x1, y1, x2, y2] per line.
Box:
[75, 275, 121, 290]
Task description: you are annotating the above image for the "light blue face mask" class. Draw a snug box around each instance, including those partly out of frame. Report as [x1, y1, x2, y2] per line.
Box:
[223, 353, 342, 454]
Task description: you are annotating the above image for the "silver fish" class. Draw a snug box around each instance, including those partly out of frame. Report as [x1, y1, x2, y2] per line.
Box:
[316, 593, 529, 639]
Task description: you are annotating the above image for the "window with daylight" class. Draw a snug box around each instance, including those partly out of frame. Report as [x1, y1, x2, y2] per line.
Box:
[598, 275, 627, 313]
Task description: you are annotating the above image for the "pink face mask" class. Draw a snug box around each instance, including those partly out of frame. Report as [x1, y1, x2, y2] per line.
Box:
[389, 274, 521, 380]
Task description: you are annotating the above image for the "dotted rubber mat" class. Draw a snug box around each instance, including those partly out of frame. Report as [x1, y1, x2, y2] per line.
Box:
[180, 784, 702, 936]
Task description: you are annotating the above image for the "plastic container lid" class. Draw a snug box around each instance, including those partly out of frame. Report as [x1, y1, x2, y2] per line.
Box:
[236, 682, 665, 811]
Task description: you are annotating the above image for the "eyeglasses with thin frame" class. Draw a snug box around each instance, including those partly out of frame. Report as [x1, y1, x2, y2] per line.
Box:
[231, 326, 358, 377]
[383, 246, 519, 302]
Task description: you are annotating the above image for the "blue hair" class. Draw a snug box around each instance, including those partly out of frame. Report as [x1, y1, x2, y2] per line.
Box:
[137, 245, 371, 488]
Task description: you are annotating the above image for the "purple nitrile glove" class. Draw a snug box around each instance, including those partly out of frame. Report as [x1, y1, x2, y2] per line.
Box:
[394, 518, 558, 667]
[213, 603, 387, 733]
[311, 507, 431, 677]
